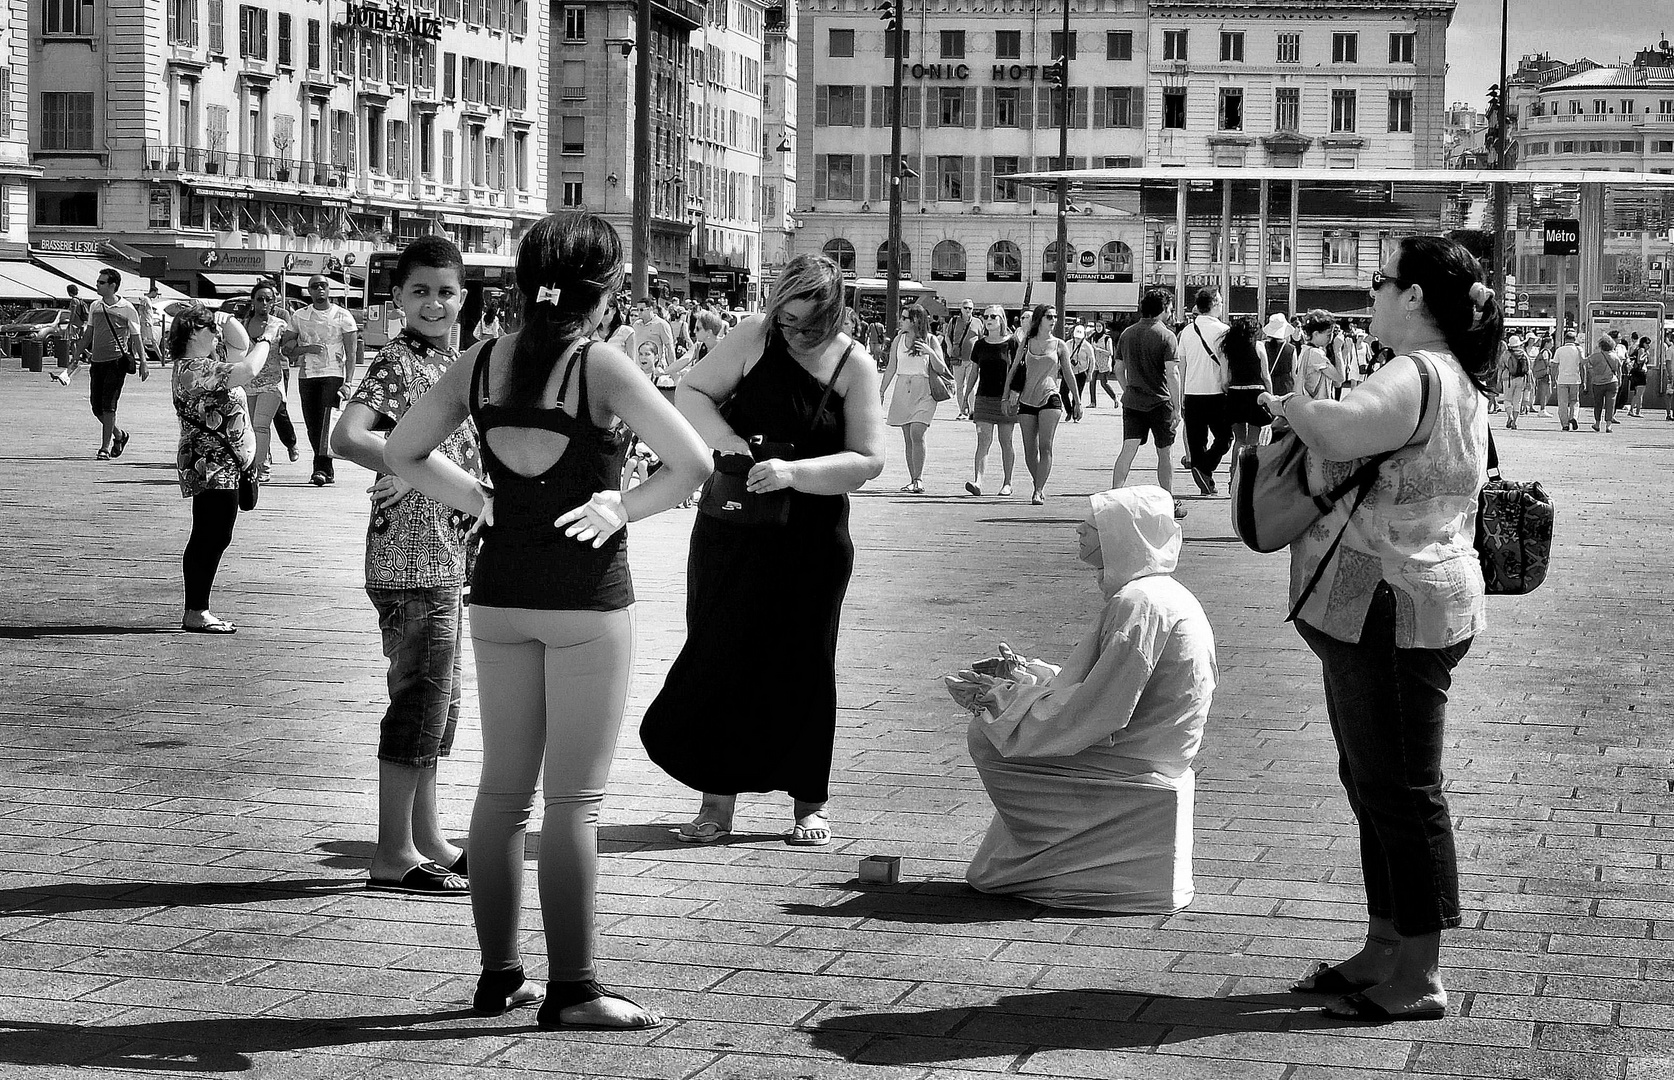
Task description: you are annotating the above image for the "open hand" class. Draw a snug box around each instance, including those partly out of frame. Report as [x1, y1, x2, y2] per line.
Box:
[555, 490, 627, 548]
[464, 480, 495, 542]
[746, 458, 796, 495]
[368, 474, 412, 509]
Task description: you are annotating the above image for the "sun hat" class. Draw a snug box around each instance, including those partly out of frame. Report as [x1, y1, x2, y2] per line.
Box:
[1262, 313, 1292, 340]
[1505, 334, 1524, 349]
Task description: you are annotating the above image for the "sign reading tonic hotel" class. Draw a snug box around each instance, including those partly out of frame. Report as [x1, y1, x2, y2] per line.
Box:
[900, 63, 1057, 82]
[343, 1, 442, 39]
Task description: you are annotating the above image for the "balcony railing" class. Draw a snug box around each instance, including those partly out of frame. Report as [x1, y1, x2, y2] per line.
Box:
[143, 140, 351, 189]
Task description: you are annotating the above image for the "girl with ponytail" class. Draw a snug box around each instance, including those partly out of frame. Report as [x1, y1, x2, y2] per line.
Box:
[386, 212, 710, 1032]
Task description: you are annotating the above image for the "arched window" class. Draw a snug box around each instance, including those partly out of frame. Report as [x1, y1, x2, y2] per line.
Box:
[931, 240, 967, 281]
[1099, 240, 1134, 280]
[987, 240, 1022, 282]
[822, 238, 856, 275]
[875, 240, 912, 277]
[1043, 240, 1071, 279]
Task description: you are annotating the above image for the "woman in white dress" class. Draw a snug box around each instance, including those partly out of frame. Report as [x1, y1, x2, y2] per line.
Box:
[878, 303, 949, 494]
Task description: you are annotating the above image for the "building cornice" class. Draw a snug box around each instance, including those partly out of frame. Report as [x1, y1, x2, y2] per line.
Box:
[1150, 0, 1454, 11]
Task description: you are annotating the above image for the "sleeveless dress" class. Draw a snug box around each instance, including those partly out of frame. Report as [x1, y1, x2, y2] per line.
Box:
[886, 334, 936, 427]
[640, 337, 857, 803]
[468, 339, 634, 611]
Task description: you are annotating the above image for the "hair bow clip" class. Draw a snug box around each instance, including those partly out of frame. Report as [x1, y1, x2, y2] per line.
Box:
[1468, 282, 1494, 309]
[536, 285, 562, 307]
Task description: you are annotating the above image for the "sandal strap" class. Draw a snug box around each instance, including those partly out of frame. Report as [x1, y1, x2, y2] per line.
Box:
[545, 978, 642, 1012]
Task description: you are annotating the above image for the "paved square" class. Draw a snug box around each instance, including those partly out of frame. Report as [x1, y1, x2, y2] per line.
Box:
[1, 363, 1670, 1079]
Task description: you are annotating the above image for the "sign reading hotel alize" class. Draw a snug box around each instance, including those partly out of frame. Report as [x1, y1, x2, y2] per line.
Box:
[342, 1, 442, 39]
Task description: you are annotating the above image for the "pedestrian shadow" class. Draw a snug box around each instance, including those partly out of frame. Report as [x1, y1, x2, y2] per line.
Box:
[310, 838, 532, 868]
[806, 988, 1342, 1064]
[0, 877, 364, 918]
[0, 624, 178, 639]
[96, 478, 180, 487]
[597, 823, 783, 852]
[781, 881, 1045, 924]
[0, 1007, 509, 1071]
[975, 516, 1087, 525]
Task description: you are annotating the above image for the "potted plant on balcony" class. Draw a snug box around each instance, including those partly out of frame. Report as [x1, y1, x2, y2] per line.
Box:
[273, 120, 295, 183]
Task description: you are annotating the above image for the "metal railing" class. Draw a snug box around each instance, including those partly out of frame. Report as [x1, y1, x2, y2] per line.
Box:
[143, 140, 351, 188]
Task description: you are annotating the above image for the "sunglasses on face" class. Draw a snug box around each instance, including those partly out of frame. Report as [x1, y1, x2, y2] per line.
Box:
[1370, 270, 1407, 292]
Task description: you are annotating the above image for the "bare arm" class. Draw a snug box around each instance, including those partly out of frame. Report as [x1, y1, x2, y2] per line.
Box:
[586, 341, 713, 521]
[331, 400, 393, 474]
[385, 344, 488, 517]
[1055, 340, 1081, 411]
[776, 354, 887, 495]
[877, 335, 900, 400]
[675, 316, 763, 457]
[1270, 355, 1432, 462]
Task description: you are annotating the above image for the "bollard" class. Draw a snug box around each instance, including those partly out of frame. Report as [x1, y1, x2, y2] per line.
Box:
[858, 855, 902, 884]
[19, 338, 41, 372]
[49, 337, 69, 368]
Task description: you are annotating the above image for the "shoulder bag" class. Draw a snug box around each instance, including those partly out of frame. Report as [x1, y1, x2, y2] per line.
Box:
[177, 401, 259, 511]
[103, 306, 141, 374]
[927, 347, 955, 403]
[696, 344, 854, 528]
[1232, 355, 1432, 560]
[1476, 430, 1553, 595]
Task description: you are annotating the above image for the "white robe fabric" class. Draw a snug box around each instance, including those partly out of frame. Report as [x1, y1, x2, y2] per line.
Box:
[966, 487, 1218, 913]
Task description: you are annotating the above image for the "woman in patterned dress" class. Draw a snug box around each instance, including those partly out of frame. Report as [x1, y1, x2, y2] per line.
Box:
[1259, 236, 1497, 1024]
[172, 303, 268, 634]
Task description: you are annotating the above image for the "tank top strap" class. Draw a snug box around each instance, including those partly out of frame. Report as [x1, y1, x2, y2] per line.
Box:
[468, 337, 499, 430]
[560, 339, 594, 419]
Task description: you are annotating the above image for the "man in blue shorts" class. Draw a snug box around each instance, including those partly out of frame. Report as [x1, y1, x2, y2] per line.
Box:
[1110, 289, 1186, 519]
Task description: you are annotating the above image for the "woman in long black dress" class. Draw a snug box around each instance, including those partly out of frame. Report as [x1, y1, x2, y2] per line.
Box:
[641, 255, 886, 846]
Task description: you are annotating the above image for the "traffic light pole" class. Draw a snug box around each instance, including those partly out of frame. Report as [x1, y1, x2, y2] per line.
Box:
[1053, 0, 1070, 321]
[884, 1, 905, 341]
[1490, 0, 1510, 301]
[631, 0, 652, 302]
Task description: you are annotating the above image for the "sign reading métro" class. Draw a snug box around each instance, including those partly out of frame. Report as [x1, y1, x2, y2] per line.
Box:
[1543, 218, 1580, 256]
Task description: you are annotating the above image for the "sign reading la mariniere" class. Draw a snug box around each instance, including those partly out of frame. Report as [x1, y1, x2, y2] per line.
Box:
[343, 2, 442, 39]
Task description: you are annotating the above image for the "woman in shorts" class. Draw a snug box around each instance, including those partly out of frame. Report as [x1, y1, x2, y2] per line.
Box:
[1003, 304, 1081, 504]
[962, 305, 1020, 497]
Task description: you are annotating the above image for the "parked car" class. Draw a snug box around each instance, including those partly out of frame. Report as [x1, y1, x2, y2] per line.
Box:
[2, 307, 70, 354]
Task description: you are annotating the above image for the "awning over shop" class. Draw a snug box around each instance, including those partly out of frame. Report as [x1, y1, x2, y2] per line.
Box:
[0, 260, 77, 299]
[32, 254, 189, 301]
[199, 272, 271, 296]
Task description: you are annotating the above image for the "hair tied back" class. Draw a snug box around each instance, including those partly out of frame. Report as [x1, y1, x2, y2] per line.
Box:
[1468, 282, 1494, 310]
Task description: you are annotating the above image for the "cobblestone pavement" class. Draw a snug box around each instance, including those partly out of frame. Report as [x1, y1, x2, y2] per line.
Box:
[1, 361, 1670, 1080]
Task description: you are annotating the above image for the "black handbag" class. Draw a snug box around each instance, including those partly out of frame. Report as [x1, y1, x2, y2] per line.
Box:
[177, 403, 260, 511]
[696, 345, 853, 527]
[1475, 429, 1553, 595]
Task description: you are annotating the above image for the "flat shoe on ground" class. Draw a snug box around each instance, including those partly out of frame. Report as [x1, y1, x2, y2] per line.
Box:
[964, 481, 982, 497]
[1290, 961, 1377, 995]
[366, 861, 469, 895]
[998, 484, 1013, 497]
[1323, 991, 1446, 1023]
[472, 966, 543, 1016]
[95, 449, 110, 460]
[110, 429, 131, 459]
[182, 618, 236, 634]
[448, 850, 467, 877]
[310, 471, 329, 486]
[675, 820, 730, 844]
[785, 811, 831, 847]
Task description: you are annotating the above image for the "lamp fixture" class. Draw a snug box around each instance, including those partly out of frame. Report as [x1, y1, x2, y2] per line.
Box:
[606, 37, 634, 57]
[606, 171, 620, 187]
[775, 134, 792, 153]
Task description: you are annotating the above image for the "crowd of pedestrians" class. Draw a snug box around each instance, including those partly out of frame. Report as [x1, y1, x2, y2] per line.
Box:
[37, 214, 1637, 1034]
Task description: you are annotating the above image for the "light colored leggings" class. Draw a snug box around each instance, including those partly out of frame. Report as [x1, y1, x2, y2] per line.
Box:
[249, 389, 284, 470]
[468, 604, 635, 979]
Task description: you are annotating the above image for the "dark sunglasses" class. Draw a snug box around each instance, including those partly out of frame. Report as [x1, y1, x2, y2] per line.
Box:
[1370, 270, 1408, 292]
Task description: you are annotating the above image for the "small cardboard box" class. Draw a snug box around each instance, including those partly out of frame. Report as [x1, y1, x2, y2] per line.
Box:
[858, 855, 902, 884]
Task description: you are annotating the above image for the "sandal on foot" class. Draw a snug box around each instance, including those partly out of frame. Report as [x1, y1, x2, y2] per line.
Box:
[110, 429, 131, 459]
[785, 811, 831, 847]
[998, 484, 1013, 497]
[1290, 961, 1377, 995]
[675, 820, 730, 844]
[472, 966, 544, 1016]
[182, 616, 237, 634]
[366, 862, 469, 896]
[96, 449, 111, 460]
[1322, 992, 1446, 1023]
[537, 978, 660, 1031]
[447, 850, 467, 877]
[964, 481, 982, 497]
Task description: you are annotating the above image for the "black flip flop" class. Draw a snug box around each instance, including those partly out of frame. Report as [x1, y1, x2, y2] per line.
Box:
[110, 429, 131, 459]
[367, 862, 469, 896]
[1322, 992, 1446, 1023]
[1290, 961, 1376, 995]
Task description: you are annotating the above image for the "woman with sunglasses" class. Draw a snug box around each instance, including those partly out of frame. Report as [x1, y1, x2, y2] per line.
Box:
[642, 255, 886, 848]
[962, 305, 1019, 497]
[1003, 304, 1082, 505]
[241, 282, 291, 483]
[879, 303, 950, 494]
[172, 304, 266, 634]
[1258, 237, 1496, 1024]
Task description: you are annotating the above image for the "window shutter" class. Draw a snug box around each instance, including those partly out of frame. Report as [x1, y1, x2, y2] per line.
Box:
[209, 0, 223, 52]
[903, 154, 920, 202]
[0, 69, 10, 137]
[924, 156, 938, 198]
[814, 155, 828, 200]
[1094, 86, 1106, 128]
[871, 86, 884, 127]
[869, 154, 883, 202]
[979, 156, 991, 202]
[964, 86, 978, 128]
[903, 86, 919, 127]
[926, 89, 940, 128]
[964, 155, 977, 199]
[981, 87, 994, 129]
[815, 85, 829, 128]
[1019, 90, 1033, 129]
[1073, 88, 1089, 128]
[1036, 87, 1052, 127]
[1131, 86, 1145, 127]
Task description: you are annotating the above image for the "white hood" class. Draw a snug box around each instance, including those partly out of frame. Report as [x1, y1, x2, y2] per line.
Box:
[1083, 487, 1180, 597]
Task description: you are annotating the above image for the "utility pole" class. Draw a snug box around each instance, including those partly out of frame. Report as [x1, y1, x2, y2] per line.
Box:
[1051, 3, 1070, 320]
[631, 0, 653, 302]
[1490, 0, 1510, 299]
[881, 0, 904, 340]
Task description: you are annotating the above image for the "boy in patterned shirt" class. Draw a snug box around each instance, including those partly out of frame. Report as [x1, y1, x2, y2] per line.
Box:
[332, 236, 479, 895]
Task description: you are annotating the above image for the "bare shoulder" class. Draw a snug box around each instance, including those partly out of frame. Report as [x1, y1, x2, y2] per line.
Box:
[836, 338, 880, 396]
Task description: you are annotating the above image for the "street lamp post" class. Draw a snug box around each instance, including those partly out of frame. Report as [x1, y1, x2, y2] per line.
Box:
[882, 0, 905, 341]
[1491, 0, 1510, 299]
[1052, 0, 1070, 320]
[631, 0, 653, 302]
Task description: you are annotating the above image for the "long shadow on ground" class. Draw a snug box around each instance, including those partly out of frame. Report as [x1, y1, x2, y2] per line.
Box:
[0, 878, 363, 918]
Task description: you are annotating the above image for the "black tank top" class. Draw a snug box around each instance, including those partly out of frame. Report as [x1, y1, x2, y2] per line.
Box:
[970, 338, 1013, 398]
[468, 338, 634, 611]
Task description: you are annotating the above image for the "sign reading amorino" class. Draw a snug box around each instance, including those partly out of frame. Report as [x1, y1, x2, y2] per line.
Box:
[343, 1, 441, 39]
[172, 248, 333, 275]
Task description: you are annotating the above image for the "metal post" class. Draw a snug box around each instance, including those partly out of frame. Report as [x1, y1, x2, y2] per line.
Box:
[1053, 0, 1070, 321]
[1490, 0, 1510, 295]
[1219, 180, 1232, 312]
[1175, 179, 1187, 311]
[885, 7, 905, 341]
[631, 0, 653, 302]
[1555, 252, 1568, 338]
[1288, 180, 1300, 317]
[1257, 178, 1270, 318]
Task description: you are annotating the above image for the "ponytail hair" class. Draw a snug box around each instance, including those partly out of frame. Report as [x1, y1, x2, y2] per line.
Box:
[1394, 234, 1501, 396]
[505, 212, 626, 407]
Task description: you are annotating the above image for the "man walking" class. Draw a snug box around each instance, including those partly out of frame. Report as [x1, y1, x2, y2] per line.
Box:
[1500, 334, 1528, 429]
[1552, 328, 1585, 432]
[1530, 331, 1553, 417]
[1175, 286, 1231, 497]
[73, 269, 147, 459]
[288, 274, 360, 486]
[631, 297, 675, 371]
[1110, 289, 1186, 520]
[944, 299, 980, 419]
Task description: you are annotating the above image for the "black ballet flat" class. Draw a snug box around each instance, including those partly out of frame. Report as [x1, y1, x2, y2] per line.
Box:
[472, 967, 543, 1016]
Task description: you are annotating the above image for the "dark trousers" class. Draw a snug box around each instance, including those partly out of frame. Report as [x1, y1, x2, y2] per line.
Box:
[273, 398, 297, 451]
[183, 490, 240, 610]
[298, 376, 343, 478]
[1182, 393, 1233, 474]
[1296, 585, 1472, 935]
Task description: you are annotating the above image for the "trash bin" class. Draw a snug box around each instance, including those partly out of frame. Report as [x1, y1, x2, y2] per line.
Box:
[49, 337, 69, 368]
[20, 338, 41, 372]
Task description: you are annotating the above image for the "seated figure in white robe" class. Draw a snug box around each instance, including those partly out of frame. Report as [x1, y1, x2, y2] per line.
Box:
[946, 486, 1218, 913]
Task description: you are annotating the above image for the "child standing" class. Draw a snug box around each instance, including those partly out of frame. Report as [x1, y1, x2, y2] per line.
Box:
[331, 237, 481, 898]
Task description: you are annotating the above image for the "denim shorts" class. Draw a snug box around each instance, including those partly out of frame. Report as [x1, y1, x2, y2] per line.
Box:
[369, 586, 464, 768]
